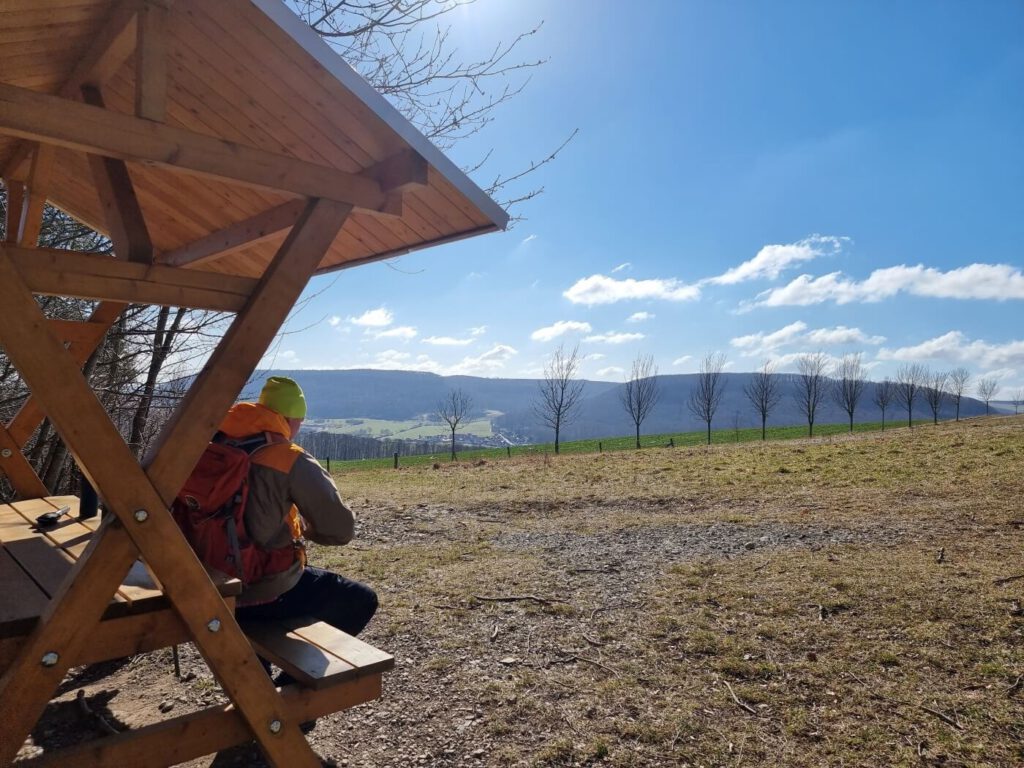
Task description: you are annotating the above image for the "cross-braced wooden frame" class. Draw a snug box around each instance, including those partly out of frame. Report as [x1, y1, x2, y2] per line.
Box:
[0, 2, 436, 762]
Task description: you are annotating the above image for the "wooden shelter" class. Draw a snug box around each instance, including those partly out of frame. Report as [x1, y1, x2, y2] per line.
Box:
[0, 1, 507, 764]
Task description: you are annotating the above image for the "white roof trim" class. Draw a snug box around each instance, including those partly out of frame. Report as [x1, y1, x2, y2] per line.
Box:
[250, 0, 509, 231]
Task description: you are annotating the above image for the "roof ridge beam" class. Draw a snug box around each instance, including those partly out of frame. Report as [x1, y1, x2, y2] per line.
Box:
[0, 82, 388, 211]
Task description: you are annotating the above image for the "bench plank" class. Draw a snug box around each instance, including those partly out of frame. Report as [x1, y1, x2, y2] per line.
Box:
[242, 621, 356, 689]
[285, 618, 394, 675]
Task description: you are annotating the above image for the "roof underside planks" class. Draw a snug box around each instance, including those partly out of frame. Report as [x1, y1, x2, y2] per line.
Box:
[0, 0, 507, 279]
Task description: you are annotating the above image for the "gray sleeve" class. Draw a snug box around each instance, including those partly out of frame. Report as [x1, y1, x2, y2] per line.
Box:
[288, 452, 355, 545]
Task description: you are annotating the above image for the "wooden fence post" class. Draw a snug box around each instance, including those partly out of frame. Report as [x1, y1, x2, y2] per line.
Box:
[598, 441, 602, 453]
[506, 446, 511, 458]
[393, 452, 399, 469]
[326, 456, 330, 472]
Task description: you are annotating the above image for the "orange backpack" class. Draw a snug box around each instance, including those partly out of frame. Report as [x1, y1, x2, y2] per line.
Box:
[171, 433, 298, 585]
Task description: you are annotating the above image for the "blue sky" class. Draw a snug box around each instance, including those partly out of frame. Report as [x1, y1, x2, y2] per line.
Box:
[268, 0, 1024, 394]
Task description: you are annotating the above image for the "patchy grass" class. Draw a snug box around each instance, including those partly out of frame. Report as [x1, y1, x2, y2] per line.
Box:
[304, 416, 1024, 766]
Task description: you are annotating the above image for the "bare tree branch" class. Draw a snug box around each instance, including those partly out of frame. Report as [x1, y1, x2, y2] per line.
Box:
[744, 360, 781, 441]
[793, 352, 829, 437]
[437, 388, 473, 461]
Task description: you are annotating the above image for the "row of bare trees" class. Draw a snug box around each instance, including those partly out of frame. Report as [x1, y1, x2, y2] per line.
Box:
[519, 347, 1012, 453]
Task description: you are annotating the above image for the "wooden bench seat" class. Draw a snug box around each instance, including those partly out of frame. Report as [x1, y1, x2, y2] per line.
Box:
[241, 616, 394, 689]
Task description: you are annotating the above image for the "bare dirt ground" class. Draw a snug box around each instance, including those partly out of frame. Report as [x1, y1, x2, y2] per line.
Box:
[15, 417, 1024, 767]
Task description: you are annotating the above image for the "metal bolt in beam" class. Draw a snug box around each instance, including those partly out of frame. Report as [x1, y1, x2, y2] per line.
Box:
[268, 719, 282, 734]
[206, 618, 221, 633]
[133, 509, 149, 522]
[40, 652, 59, 667]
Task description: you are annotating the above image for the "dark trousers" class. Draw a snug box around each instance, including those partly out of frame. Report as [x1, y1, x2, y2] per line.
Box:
[236, 566, 378, 682]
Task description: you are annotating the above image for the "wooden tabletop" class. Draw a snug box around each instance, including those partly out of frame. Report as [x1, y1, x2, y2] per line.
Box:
[0, 495, 240, 639]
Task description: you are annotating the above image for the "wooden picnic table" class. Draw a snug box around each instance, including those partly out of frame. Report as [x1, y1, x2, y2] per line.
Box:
[0, 495, 241, 671]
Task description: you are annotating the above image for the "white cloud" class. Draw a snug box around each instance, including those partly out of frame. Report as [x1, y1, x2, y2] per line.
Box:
[596, 366, 625, 378]
[626, 311, 654, 323]
[530, 320, 592, 342]
[521, 234, 537, 245]
[587, 353, 606, 361]
[672, 355, 693, 367]
[357, 344, 519, 376]
[469, 325, 487, 336]
[372, 325, 417, 340]
[731, 321, 808, 356]
[350, 307, 393, 327]
[584, 332, 645, 345]
[564, 274, 700, 305]
[422, 336, 473, 346]
[328, 316, 341, 327]
[447, 344, 519, 376]
[707, 235, 845, 285]
[611, 262, 631, 273]
[731, 321, 885, 357]
[750, 263, 1024, 308]
[805, 326, 886, 346]
[876, 331, 1024, 369]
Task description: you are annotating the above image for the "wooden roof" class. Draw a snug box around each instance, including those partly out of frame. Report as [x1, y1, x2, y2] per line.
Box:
[0, 0, 508, 278]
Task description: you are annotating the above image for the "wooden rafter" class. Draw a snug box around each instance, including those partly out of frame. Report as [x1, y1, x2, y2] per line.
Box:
[160, 199, 306, 268]
[134, 0, 168, 122]
[0, 198, 351, 766]
[0, 82, 388, 211]
[80, 85, 154, 263]
[5, 244, 257, 312]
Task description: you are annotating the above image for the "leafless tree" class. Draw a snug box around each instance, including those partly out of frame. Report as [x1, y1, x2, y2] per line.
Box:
[688, 352, 728, 445]
[534, 344, 585, 454]
[437, 388, 473, 461]
[894, 363, 927, 428]
[976, 377, 1000, 416]
[620, 354, 660, 449]
[948, 367, 971, 422]
[872, 378, 895, 431]
[831, 353, 866, 433]
[743, 360, 781, 440]
[793, 352, 829, 437]
[294, 0, 575, 212]
[921, 369, 948, 425]
[1013, 388, 1024, 416]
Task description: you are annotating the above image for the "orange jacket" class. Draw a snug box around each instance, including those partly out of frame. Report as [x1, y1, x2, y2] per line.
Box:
[220, 403, 355, 605]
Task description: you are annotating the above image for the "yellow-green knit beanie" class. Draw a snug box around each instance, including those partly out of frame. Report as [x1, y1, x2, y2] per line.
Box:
[259, 376, 307, 419]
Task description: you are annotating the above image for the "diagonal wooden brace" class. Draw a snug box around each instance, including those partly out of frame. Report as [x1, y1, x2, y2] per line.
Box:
[0, 302, 125, 498]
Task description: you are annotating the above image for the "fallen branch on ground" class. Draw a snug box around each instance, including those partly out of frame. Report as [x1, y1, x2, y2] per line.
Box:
[1007, 675, 1022, 697]
[473, 594, 567, 605]
[723, 680, 758, 716]
[993, 573, 1024, 585]
[919, 704, 964, 730]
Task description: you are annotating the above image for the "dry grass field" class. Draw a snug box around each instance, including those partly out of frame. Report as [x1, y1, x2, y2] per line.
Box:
[304, 415, 1023, 767]
[19, 416, 1023, 767]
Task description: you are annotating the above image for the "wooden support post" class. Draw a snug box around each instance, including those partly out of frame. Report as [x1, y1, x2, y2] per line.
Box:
[0, 206, 348, 763]
[17, 144, 55, 247]
[394, 452, 399, 469]
[80, 86, 154, 263]
[0, 425, 48, 499]
[135, 1, 169, 122]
